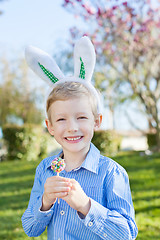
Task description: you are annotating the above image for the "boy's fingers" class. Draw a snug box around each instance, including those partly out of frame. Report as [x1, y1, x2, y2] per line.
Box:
[45, 185, 71, 193]
[53, 186, 71, 193]
[53, 192, 68, 198]
[45, 179, 71, 188]
[50, 176, 70, 182]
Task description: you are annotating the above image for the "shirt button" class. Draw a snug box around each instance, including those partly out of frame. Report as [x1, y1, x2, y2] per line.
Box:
[88, 221, 93, 227]
[60, 210, 65, 216]
[103, 233, 107, 237]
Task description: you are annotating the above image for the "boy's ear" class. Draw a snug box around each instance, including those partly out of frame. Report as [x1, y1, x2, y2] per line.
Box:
[45, 119, 54, 136]
[94, 114, 102, 131]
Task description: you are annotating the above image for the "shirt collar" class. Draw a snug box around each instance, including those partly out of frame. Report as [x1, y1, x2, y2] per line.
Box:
[45, 143, 100, 174]
[81, 143, 100, 174]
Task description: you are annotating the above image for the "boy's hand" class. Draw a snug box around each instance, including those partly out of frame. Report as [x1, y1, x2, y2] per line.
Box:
[41, 176, 72, 211]
[61, 179, 91, 217]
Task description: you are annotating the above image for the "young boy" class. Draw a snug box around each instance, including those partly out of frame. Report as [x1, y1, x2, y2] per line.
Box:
[22, 37, 138, 239]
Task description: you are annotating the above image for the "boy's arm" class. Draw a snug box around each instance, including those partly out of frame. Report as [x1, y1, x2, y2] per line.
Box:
[78, 166, 138, 240]
[21, 164, 54, 237]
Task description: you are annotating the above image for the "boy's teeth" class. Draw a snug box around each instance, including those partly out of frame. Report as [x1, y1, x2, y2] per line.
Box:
[66, 137, 81, 141]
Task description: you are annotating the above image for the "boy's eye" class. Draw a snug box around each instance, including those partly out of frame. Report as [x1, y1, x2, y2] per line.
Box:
[57, 118, 65, 122]
[78, 116, 88, 120]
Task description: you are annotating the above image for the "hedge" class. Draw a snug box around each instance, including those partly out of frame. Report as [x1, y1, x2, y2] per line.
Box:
[147, 133, 157, 149]
[92, 130, 122, 156]
[2, 124, 49, 161]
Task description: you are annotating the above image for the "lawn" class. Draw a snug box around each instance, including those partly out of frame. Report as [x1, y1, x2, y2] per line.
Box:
[115, 151, 160, 240]
[0, 151, 160, 240]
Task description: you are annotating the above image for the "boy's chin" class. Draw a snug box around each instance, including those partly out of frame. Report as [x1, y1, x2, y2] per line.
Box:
[62, 141, 91, 153]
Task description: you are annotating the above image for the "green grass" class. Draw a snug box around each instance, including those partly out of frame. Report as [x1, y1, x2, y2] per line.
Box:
[0, 159, 47, 240]
[114, 151, 160, 240]
[0, 151, 160, 240]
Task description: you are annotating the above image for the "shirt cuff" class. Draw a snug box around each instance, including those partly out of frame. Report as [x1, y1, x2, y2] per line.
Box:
[34, 195, 55, 223]
[77, 198, 110, 239]
[78, 198, 106, 224]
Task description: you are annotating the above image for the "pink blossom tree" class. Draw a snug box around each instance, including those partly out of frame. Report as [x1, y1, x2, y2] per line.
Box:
[63, 0, 160, 150]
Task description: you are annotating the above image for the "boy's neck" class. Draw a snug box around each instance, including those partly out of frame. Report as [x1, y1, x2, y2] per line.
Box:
[63, 146, 90, 172]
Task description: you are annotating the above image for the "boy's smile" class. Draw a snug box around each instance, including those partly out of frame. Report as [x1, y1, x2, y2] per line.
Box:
[46, 96, 101, 161]
[65, 136, 83, 143]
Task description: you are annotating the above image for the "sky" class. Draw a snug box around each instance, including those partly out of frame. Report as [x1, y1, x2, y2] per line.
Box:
[0, 0, 83, 54]
[0, 0, 148, 132]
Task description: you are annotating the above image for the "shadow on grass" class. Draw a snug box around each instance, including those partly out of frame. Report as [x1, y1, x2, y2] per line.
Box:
[0, 177, 34, 195]
[115, 158, 160, 172]
[135, 204, 160, 214]
[0, 192, 30, 210]
[130, 179, 160, 192]
[0, 213, 47, 240]
[0, 210, 47, 240]
[137, 234, 160, 240]
[0, 167, 36, 179]
[133, 194, 160, 203]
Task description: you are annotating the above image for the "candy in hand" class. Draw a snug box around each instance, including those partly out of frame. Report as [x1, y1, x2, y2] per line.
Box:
[51, 157, 65, 174]
[51, 157, 66, 204]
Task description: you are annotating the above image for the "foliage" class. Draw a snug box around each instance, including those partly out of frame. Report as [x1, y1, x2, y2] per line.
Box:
[92, 130, 122, 156]
[0, 151, 160, 239]
[2, 124, 49, 161]
[62, 0, 160, 149]
[0, 58, 44, 128]
[147, 133, 157, 150]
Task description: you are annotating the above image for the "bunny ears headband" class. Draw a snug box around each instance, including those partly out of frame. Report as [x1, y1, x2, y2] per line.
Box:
[25, 36, 102, 114]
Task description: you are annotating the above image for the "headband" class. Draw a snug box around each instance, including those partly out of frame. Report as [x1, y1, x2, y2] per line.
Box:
[25, 36, 102, 114]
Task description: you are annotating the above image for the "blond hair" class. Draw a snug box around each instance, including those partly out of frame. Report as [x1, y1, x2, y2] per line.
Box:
[46, 82, 98, 122]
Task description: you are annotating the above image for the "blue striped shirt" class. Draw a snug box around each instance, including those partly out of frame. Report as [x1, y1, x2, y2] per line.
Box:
[22, 143, 138, 239]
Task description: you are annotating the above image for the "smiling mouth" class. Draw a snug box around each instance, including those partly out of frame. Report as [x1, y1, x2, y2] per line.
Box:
[65, 136, 83, 141]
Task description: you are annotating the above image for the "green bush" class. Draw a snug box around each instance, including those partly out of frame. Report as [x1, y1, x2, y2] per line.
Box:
[147, 133, 157, 149]
[92, 130, 122, 156]
[2, 124, 49, 161]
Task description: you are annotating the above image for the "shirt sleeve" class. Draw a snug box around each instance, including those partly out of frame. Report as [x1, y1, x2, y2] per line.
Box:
[21, 164, 55, 237]
[78, 166, 138, 240]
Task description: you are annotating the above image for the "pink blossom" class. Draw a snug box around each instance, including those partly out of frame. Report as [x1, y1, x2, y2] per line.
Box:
[83, 33, 89, 37]
[97, 7, 102, 17]
[106, 9, 114, 18]
[81, 3, 95, 15]
[139, 26, 148, 32]
[112, 6, 118, 10]
[134, 35, 140, 43]
[97, 19, 103, 27]
[64, 0, 70, 4]
[122, 2, 128, 6]
[114, 56, 119, 62]
[105, 27, 110, 33]
[156, 22, 160, 28]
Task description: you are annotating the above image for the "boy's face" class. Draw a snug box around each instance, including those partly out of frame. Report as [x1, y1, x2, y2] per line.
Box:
[46, 96, 102, 156]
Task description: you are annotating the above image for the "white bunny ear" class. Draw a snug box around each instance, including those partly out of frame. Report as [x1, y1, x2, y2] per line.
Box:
[25, 45, 64, 87]
[74, 36, 96, 82]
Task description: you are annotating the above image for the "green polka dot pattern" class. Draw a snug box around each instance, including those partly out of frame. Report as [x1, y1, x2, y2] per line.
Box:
[79, 57, 85, 79]
[38, 62, 59, 84]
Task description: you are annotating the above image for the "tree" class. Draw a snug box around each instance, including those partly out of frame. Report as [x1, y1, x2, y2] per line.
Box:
[62, 0, 160, 150]
[0, 57, 44, 129]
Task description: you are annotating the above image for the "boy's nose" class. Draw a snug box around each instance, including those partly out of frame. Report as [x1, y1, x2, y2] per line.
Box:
[67, 119, 78, 132]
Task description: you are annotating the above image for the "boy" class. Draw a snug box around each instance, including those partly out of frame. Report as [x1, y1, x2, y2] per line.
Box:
[22, 37, 138, 239]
